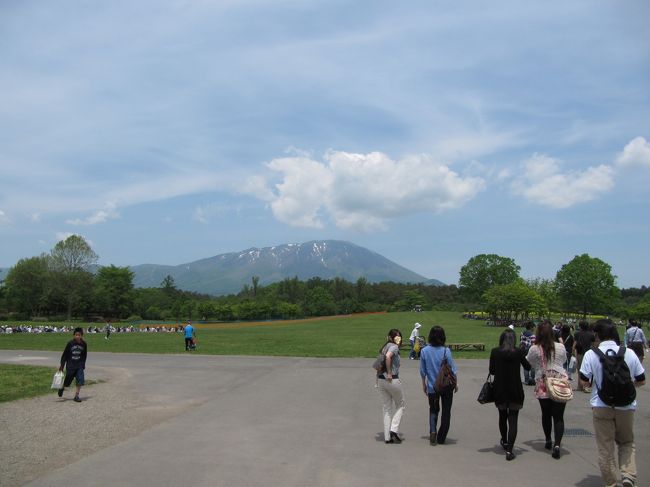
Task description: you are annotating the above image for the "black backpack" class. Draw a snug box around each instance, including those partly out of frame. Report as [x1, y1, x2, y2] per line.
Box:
[593, 346, 636, 407]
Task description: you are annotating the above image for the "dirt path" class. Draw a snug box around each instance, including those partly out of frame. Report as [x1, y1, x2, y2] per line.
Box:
[0, 367, 188, 487]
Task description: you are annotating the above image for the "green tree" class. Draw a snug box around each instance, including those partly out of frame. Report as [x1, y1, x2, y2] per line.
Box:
[554, 254, 619, 317]
[459, 254, 521, 302]
[251, 276, 260, 298]
[161, 275, 177, 297]
[525, 278, 559, 313]
[94, 265, 134, 319]
[305, 287, 336, 316]
[4, 255, 50, 316]
[483, 281, 547, 321]
[49, 235, 98, 319]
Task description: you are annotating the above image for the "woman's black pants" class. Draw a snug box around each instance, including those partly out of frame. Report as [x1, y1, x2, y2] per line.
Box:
[538, 398, 566, 446]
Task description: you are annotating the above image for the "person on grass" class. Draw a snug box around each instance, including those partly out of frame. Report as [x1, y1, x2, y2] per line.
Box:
[57, 327, 88, 403]
[489, 328, 531, 461]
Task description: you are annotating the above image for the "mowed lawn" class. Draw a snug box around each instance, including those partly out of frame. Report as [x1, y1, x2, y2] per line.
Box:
[0, 364, 56, 403]
[0, 311, 502, 359]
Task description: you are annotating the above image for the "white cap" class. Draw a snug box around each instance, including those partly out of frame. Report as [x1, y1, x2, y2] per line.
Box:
[508, 324, 515, 330]
[415, 322, 421, 328]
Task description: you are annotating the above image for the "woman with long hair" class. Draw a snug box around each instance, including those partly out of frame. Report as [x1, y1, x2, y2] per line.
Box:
[377, 329, 405, 444]
[489, 328, 531, 461]
[526, 321, 568, 459]
[419, 325, 458, 445]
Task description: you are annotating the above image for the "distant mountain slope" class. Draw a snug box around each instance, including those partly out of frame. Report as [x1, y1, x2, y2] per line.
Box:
[130, 240, 438, 295]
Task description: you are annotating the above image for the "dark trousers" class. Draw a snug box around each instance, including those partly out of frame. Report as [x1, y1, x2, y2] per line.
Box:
[498, 409, 519, 452]
[538, 398, 566, 446]
[185, 337, 192, 350]
[428, 389, 453, 443]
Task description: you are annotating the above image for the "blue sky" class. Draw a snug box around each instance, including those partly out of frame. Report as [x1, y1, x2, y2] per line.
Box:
[1, 1, 649, 287]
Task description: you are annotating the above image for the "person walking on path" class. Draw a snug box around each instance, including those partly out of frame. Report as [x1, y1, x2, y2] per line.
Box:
[420, 325, 458, 446]
[376, 329, 405, 444]
[409, 322, 422, 360]
[561, 324, 575, 380]
[184, 321, 195, 351]
[580, 319, 645, 487]
[573, 321, 595, 392]
[489, 328, 531, 461]
[57, 327, 88, 403]
[625, 319, 648, 362]
[520, 322, 535, 385]
[526, 321, 568, 459]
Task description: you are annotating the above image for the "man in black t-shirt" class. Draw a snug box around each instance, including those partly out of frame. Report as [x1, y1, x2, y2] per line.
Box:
[573, 321, 595, 392]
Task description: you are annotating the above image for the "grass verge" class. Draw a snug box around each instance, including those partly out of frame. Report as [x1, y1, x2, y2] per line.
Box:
[0, 364, 56, 403]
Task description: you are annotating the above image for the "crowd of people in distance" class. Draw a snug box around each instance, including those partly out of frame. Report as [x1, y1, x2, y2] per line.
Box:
[0, 324, 72, 334]
[0, 324, 190, 334]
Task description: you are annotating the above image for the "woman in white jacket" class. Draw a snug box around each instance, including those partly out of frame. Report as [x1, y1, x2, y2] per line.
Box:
[526, 321, 568, 459]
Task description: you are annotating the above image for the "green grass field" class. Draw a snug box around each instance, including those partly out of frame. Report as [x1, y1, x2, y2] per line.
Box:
[0, 364, 56, 403]
[0, 311, 503, 358]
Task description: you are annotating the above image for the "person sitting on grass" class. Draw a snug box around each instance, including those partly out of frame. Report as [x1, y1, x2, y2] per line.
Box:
[57, 327, 88, 403]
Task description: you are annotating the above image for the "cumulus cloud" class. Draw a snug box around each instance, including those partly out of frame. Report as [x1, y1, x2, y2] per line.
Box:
[66, 202, 119, 226]
[616, 136, 650, 168]
[262, 151, 485, 231]
[511, 154, 615, 208]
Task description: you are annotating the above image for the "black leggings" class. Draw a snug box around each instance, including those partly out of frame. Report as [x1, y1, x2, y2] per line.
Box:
[498, 409, 519, 451]
[538, 398, 566, 446]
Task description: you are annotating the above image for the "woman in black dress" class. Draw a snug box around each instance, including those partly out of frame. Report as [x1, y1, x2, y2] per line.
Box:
[489, 328, 531, 461]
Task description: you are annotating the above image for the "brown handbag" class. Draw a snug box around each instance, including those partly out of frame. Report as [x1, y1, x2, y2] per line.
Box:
[435, 348, 457, 393]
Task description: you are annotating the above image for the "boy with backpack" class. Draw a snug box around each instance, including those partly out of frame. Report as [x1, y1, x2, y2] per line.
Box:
[579, 319, 645, 487]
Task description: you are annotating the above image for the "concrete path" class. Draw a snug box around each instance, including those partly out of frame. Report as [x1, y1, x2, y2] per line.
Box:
[1, 350, 647, 487]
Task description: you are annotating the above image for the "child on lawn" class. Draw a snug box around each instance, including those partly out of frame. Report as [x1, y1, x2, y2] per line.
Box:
[57, 327, 88, 402]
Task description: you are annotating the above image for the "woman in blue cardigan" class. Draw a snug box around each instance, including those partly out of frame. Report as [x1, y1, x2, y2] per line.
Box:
[489, 328, 531, 461]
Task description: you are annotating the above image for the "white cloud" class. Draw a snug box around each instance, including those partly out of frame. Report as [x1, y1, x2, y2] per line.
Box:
[616, 136, 650, 168]
[66, 202, 119, 226]
[263, 151, 484, 231]
[511, 154, 615, 208]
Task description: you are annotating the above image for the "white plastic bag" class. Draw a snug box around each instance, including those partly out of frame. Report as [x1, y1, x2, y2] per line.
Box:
[568, 356, 577, 374]
[51, 371, 64, 389]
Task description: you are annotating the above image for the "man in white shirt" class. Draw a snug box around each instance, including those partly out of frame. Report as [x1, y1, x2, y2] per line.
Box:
[408, 323, 421, 360]
[580, 320, 645, 487]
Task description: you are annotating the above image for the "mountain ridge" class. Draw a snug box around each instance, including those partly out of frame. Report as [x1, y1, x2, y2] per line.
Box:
[130, 240, 442, 295]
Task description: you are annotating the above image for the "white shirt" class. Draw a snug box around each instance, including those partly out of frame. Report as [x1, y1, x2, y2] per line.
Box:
[409, 326, 420, 341]
[580, 340, 645, 410]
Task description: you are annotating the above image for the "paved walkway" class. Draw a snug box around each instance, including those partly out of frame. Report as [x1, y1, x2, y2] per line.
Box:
[1, 350, 647, 487]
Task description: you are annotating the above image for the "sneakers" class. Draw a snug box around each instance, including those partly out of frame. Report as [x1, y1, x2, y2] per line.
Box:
[57, 388, 64, 397]
[621, 477, 635, 487]
[430, 432, 437, 446]
[505, 451, 515, 461]
[544, 440, 552, 450]
[389, 431, 402, 444]
[73, 396, 82, 403]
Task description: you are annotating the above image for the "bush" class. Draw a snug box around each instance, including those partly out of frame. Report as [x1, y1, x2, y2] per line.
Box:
[126, 315, 143, 322]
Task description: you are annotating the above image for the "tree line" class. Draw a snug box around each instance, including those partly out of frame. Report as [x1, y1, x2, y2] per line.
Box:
[0, 236, 648, 323]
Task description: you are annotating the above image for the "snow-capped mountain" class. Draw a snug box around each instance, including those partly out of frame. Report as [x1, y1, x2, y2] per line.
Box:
[129, 240, 439, 295]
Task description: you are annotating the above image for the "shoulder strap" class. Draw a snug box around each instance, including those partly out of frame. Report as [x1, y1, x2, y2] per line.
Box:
[617, 346, 627, 358]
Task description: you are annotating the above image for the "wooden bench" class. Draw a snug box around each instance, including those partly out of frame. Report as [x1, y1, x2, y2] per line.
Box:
[448, 343, 485, 352]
